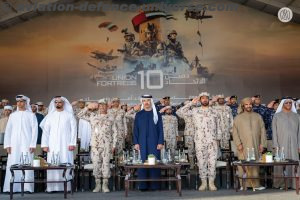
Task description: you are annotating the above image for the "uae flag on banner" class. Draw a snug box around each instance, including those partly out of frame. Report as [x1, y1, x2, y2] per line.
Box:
[132, 11, 177, 32]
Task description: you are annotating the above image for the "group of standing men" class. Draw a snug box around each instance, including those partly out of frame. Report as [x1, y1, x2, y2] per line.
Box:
[1, 92, 300, 193]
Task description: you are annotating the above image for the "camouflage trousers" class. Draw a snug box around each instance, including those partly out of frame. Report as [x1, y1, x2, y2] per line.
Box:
[184, 135, 195, 157]
[91, 144, 111, 179]
[125, 132, 133, 148]
[220, 138, 230, 149]
[116, 133, 125, 155]
[165, 137, 177, 157]
[195, 140, 218, 179]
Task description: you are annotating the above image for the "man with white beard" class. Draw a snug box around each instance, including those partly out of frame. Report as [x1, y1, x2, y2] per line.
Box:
[40, 96, 77, 192]
[3, 95, 38, 193]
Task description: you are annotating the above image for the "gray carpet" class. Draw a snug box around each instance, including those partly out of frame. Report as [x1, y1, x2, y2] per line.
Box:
[0, 189, 299, 200]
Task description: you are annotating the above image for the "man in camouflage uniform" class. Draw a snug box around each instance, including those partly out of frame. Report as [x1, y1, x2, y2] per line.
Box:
[213, 95, 233, 149]
[264, 99, 280, 151]
[124, 104, 141, 148]
[176, 100, 195, 168]
[108, 98, 127, 155]
[72, 99, 92, 150]
[165, 30, 188, 63]
[119, 32, 138, 59]
[228, 95, 238, 118]
[157, 96, 177, 116]
[72, 99, 86, 115]
[265, 99, 280, 140]
[160, 106, 178, 157]
[252, 95, 268, 130]
[138, 23, 160, 57]
[77, 99, 117, 193]
[177, 92, 221, 191]
[152, 43, 167, 65]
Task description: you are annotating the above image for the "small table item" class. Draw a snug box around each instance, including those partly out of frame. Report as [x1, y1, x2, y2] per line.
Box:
[9, 164, 74, 200]
[124, 163, 182, 197]
[232, 159, 299, 194]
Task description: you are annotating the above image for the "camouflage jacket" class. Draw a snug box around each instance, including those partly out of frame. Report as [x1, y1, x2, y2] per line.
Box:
[213, 105, 233, 140]
[77, 107, 118, 148]
[162, 115, 178, 141]
[108, 108, 127, 137]
[177, 102, 222, 141]
[229, 103, 238, 118]
[253, 104, 268, 129]
[176, 108, 195, 137]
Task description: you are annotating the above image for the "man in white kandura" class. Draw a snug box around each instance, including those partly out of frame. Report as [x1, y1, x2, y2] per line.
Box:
[3, 95, 38, 193]
[40, 96, 77, 192]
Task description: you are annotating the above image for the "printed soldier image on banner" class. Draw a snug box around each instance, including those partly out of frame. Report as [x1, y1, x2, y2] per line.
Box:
[0, 0, 299, 103]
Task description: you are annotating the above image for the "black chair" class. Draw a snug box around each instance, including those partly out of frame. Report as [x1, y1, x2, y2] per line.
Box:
[0, 155, 7, 193]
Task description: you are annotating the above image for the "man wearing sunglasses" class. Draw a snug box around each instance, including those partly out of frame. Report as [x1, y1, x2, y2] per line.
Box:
[272, 97, 300, 189]
[40, 96, 77, 192]
[3, 95, 38, 193]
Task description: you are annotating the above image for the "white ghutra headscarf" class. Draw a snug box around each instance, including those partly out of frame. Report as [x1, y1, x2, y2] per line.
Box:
[276, 98, 297, 114]
[47, 96, 73, 115]
[140, 94, 158, 124]
[16, 95, 32, 112]
[40, 96, 73, 130]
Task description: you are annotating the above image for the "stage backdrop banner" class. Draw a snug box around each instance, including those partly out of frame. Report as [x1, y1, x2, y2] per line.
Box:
[0, 0, 300, 104]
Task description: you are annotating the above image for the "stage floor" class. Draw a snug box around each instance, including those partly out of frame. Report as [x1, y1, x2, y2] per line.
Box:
[0, 189, 298, 200]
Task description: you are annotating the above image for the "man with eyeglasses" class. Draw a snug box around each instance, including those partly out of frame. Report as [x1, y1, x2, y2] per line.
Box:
[272, 97, 300, 189]
[40, 96, 77, 192]
[3, 95, 38, 193]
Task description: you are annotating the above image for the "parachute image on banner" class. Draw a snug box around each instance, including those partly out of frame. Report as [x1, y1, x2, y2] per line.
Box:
[0, 0, 299, 103]
[88, 10, 213, 96]
[98, 22, 119, 32]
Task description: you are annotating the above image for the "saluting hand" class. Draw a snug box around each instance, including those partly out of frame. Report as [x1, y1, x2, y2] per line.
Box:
[87, 103, 98, 110]
[134, 104, 141, 112]
[192, 97, 199, 105]
[267, 101, 275, 109]
[71, 101, 78, 106]
[157, 144, 164, 150]
[225, 96, 230, 104]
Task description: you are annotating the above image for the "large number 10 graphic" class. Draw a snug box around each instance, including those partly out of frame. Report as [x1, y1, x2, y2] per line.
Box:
[138, 70, 164, 89]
